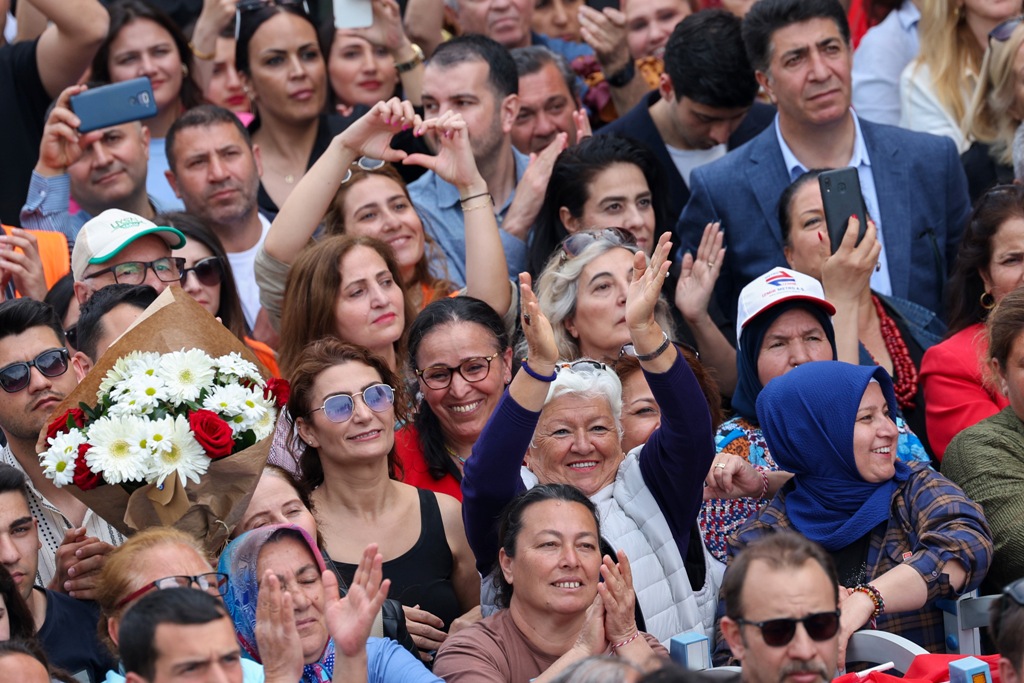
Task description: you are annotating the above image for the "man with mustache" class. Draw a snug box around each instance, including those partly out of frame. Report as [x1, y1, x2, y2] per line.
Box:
[20, 84, 165, 247]
[0, 299, 122, 608]
[719, 532, 840, 683]
[165, 105, 273, 344]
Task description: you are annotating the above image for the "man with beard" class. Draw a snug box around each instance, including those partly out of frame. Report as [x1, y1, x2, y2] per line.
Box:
[719, 532, 840, 683]
[0, 299, 122, 603]
[410, 34, 556, 285]
[20, 84, 165, 247]
[165, 106, 271, 340]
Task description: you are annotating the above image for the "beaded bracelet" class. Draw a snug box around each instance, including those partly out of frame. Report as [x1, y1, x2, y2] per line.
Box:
[520, 360, 556, 383]
[756, 467, 770, 500]
[853, 583, 885, 628]
[611, 631, 641, 650]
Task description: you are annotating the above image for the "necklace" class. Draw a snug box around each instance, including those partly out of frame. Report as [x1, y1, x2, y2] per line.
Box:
[444, 444, 467, 465]
[869, 295, 919, 409]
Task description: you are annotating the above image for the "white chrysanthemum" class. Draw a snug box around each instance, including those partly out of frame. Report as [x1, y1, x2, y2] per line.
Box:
[85, 416, 148, 484]
[129, 415, 174, 459]
[157, 349, 216, 404]
[147, 414, 209, 487]
[251, 401, 277, 441]
[115, 373, 169, 415]
[214, 353, 261, 383]
[39, 429, 87, 486]
[97, 350, 151, 397]
[202, 382, 251, 426]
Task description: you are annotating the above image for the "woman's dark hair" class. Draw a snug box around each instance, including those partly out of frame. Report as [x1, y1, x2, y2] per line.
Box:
[287, 338, 408, 488]
[528, 135, 671, 276]
[407, 297, 510, 482]
[987, 286, 1024, 372]
[235, 1, 324, 76]
[43, 274, 76, 326]
[494, 484, 598, 609]
[947, 184, 1024, 335]
[155, 212, 249, 340]
[777, 168, 831, 245]
[614, 345, 724, 430]
[0, 566, 36, 640]
[91, 0, 202, 110]
[0, 639, 76, 683]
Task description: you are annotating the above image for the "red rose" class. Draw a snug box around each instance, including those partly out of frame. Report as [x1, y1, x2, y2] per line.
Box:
[45, 408, 86, 442]
[188, 409, 235, 459]
[264, 378, 290, 409]
[73, 444, 103, 491]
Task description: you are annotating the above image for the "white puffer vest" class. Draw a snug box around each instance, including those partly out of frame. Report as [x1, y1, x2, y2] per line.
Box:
[521, 447, 722, 645]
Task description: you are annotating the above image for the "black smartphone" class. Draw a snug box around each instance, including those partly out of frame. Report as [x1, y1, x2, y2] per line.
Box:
[70, 78, 158, 133]
[818, 167, 868, 254]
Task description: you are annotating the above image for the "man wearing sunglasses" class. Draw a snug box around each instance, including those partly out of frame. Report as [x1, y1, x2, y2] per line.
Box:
[71, 208, 187, 305]
[0, 298, 123, 607]
[719, 532, 840, 683]
[71, 284, 158, 376]
[0, 464, 116, 683]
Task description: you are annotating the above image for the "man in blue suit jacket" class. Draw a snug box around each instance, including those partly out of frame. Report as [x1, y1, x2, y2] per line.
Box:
[675, 0, 970, 335]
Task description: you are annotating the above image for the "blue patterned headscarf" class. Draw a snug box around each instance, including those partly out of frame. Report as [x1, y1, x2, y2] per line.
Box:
[755, 361, 910, 551]
[218, 524, 334, 683]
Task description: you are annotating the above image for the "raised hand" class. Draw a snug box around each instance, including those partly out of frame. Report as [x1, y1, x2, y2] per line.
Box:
[578, 5, 632, 74]
[36, 84, 101, 175]
[503, 132, 568, 241]
[571, 594, 608, 657]
[255, 571, 305, 683]
[337, 98, 421, 163]
[348, 0, 410, 57]
[323, 543, 391, 658]
[598, 551, 638, 645]
[0, 229, 48, 302]
[404, 111, 484, 193]
[821, 215, 880, 306]
[519, 272, 560, 366]
[675, 222, 724, 325]
[625, 231, 672, 331]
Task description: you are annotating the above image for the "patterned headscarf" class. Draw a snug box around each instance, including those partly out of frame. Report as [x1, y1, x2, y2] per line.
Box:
[218, 524, 334, 683]
[756, 361, 910, 551]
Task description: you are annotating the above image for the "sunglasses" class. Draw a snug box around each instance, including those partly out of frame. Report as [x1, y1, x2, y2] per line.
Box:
[115, 572, 229, 610]
[990, 16, 1022, 42]
[181, 256, 225, 287]
[235, 0, 310, 40]
[83, 257, 185, 286]
[558, 228, 637, 265]
[416, 352, 499, 390]
[735, 610, 841, 647]
[311, 383, 395, 423]
[64, 325, 78, 350]
[554, 359, 610, 375]
[0, 348, 70, 393]
[342, 157, 387, 184]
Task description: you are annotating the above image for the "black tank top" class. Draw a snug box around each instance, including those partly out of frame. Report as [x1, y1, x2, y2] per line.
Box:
[334, 488, 462, 630]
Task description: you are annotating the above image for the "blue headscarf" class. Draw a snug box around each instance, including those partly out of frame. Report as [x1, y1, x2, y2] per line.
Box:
[218, 524, 335, 683]
[755, 361, 910, 551]
[731, 301, 838, 421]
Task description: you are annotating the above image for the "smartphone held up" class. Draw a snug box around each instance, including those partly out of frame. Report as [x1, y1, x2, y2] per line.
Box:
[818, 167, 869, 254]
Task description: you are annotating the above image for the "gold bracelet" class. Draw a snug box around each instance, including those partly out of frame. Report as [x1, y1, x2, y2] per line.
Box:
[189, 42, 216, 61]
[461, 201, 492, 212]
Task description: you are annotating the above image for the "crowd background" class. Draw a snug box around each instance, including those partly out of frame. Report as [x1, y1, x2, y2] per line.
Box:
[1, 0, 1024, 680]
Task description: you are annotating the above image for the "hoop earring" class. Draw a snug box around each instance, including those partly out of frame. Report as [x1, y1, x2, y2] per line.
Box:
[981, 290, 996, 310]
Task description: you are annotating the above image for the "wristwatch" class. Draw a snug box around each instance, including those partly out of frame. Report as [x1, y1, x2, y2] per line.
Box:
[606, 60, 636, 88]
[395, 44, 425, 74]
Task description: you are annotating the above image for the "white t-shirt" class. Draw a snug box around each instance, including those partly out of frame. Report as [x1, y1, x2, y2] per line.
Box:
[227, 214, 271, 330]
[666, 143, 727, 187]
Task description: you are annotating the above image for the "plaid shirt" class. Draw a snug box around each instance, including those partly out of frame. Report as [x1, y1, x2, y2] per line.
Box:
[727, 461, 993, 653]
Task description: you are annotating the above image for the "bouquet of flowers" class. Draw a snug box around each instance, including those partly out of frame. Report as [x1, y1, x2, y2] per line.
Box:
[36, 287, 282, 552]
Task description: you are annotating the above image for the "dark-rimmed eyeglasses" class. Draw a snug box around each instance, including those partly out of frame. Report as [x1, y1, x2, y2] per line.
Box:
[115, 572, 229, 610]
[83, 257, 185, 286]
[415, 353, 499, 390]
[311, 384, 395, 423]
[0, 348, 70, 393]
[990, 16, 1023, 42]
[181, 256, 225, 287]
[342, 157, 387, 184]
[735, 611, 841, 647]
[235, 0, 310, 40]
[558, 228, 637, 266]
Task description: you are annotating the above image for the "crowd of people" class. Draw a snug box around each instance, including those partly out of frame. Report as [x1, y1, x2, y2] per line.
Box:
[2, 0, 1024, 680]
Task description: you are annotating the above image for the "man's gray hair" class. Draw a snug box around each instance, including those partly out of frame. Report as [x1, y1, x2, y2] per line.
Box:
[511, 45, 579, 100]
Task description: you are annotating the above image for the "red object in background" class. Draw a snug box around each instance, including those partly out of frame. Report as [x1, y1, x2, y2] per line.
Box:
[832, 655, 1002, 683]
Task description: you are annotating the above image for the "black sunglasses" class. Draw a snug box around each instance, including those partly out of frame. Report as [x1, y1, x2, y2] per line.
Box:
[235, 0, 310, 40]
[735, 610, 841, 647]
[342, 157, 387, 184]
[64, 325, 78, 350]
[0, 348, 70, 393]
[181, 256, 225, 287]
[558, 228, 637, 264]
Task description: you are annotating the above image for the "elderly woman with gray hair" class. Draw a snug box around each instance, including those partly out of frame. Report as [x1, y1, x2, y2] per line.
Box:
[462, 233, 718, 645]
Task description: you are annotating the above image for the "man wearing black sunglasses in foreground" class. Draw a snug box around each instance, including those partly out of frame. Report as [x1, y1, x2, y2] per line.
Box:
[718, 532, 840, 683]
[0, 299, 123, 607]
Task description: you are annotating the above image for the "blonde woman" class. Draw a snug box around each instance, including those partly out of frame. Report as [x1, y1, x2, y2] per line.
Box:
[962, 17, 1024, 199]
[899, 0, 1020, 153]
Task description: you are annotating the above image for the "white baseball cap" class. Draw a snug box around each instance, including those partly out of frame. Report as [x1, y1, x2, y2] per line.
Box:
[735, 267, 836, 346]
[72, 209, 186, 282]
